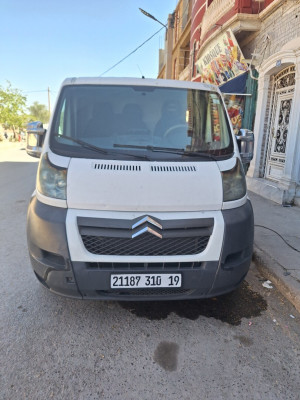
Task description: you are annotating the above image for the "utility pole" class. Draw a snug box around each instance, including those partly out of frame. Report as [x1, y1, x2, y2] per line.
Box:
[139, 8, 174, 79]
[47, 87, 51, 114]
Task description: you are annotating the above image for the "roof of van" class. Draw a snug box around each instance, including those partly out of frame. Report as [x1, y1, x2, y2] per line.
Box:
[61, 77, 219, 92]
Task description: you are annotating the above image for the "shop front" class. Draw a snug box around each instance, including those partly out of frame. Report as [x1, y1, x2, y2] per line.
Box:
[247, 39, 300, 206]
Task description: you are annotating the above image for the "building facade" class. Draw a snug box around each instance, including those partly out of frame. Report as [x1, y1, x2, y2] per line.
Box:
[158, 0, 192, 80]
[245, 1, 300, 206]
[190, 0, 265, 82]
[158, 0, 300, 206]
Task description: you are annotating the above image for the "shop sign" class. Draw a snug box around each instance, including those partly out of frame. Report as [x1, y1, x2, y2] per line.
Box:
[196, 29, 248, 86]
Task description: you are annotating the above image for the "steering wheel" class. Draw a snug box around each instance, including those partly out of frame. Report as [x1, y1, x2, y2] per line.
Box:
[163, 124, 188, 139]
[162, 124, 188, 146]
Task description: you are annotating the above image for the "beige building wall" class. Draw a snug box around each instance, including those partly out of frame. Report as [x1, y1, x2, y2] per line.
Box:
[158, 0, 191, 80]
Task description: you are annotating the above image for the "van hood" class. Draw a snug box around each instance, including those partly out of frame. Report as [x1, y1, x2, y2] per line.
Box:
[66, 159, 223, 212]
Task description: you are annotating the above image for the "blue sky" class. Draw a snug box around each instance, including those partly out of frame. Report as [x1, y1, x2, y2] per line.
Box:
[0, 0, 177, 109]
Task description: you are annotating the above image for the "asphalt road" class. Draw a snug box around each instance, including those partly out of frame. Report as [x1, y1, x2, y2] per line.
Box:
[1, 145, 300, 400]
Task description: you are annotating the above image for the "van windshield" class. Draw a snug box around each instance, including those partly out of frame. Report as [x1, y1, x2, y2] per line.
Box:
[50, 84, 233, 160]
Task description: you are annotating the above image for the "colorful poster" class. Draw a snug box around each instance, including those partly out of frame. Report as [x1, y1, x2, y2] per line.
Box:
[195, 29, 248, 86]
[223, 94, 245, 135]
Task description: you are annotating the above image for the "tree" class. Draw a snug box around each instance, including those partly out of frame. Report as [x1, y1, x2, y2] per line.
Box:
[0, 82, 28, 137]
[28, 102, 50, 123]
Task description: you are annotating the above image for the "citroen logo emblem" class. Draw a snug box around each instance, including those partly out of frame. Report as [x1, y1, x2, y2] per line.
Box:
[131, 216, 163, 239]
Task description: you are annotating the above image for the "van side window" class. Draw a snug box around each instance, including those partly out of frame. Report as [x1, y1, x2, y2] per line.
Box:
[58, 99, 66, 135]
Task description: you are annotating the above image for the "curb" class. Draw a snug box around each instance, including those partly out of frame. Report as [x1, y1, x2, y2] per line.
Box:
[253, 244, 300, 314]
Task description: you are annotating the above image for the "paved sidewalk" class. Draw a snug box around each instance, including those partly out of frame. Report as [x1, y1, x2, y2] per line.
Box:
[249, 191, 300, 313]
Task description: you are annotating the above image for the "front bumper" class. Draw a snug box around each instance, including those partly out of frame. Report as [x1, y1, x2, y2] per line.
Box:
[27, 197, 253, 300]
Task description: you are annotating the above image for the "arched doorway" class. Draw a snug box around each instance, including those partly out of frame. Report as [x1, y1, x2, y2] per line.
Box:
[265, 65, 296, 181]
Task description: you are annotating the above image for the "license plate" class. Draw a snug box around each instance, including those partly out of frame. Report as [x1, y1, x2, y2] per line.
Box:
[110, 274, 182, 289]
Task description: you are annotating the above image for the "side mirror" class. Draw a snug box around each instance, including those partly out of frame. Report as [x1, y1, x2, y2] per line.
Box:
[26, 121, 46, 158]
[236, 129, 254, 164]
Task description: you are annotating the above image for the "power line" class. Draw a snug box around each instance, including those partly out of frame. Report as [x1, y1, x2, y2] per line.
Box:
[99, 26, 165, 77]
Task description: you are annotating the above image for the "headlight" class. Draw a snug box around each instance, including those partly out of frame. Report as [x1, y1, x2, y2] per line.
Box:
[37, 153, 67, 200]
[222, 158, 246, 202]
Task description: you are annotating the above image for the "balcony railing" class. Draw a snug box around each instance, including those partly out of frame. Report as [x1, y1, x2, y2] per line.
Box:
[201, 0, 235, 40]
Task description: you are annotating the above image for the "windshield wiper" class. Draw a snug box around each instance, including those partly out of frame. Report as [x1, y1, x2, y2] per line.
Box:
[54, 134, 108, 154]
[114, 143, 185, 154]
[181, 151, 218, 161]
[113, 143, 218, 160]
[54, 134, 149, 160]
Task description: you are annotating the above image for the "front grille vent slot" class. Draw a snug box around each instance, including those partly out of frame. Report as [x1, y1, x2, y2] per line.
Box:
[151, 165, 196, 172]
[86, 261, 203, 270]
[93, 163, 141, 171]
[92, 163, 197, 172]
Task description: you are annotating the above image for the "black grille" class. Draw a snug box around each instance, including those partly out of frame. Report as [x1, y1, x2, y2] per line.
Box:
[81, 233, 210, 256]
[86, 261, 202, 270]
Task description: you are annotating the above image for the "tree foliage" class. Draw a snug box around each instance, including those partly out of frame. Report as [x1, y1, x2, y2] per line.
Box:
[28, 101, 50, 123]
[0, 82, 28, 133]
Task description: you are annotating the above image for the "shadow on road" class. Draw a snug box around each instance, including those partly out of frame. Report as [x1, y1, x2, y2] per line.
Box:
[119, 281, 267, 325]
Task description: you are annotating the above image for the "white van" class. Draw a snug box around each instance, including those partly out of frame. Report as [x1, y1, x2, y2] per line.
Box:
[27, 77, 254, 300]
